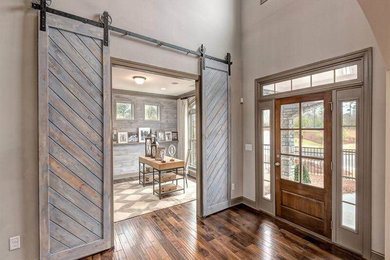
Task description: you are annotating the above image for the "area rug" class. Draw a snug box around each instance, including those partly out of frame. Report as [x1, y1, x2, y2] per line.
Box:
[114, 178, 197, 222]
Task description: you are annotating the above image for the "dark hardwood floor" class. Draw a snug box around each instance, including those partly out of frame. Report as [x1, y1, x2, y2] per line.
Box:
[113, 201, 362, 260]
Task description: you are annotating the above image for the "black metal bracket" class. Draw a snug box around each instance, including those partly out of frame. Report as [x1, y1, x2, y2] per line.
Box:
[200, 44, 206, 71]
[102, 11, 110, 46]
[226, 53, 232, 76]
[39, 0, 47, 31]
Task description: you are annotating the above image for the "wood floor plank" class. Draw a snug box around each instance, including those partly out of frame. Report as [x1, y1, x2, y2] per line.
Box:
[111, 201, 363, 260]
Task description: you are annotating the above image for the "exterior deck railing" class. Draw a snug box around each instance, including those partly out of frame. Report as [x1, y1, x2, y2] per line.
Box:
[263, 145, 356, 178]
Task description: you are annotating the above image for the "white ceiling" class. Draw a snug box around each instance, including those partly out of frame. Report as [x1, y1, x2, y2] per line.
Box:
[112, 66, 195, 96]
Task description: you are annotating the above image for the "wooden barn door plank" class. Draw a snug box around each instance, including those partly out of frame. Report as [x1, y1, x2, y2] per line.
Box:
[201, 58, 231, 217]
[39, 13, 112, 260]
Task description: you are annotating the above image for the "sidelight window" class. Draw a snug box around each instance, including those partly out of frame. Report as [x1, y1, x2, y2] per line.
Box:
[262, 109, 271, 200]
[340, 100, 357, 231]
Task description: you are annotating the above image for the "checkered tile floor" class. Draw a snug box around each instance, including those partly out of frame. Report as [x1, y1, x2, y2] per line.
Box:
[114, 178, 197, 222]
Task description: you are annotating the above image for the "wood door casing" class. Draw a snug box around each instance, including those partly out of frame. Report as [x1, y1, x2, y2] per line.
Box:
[275, 92, 332, 238]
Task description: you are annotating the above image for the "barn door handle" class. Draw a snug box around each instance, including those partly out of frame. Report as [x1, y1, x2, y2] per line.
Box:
[274, 162, 280, 167]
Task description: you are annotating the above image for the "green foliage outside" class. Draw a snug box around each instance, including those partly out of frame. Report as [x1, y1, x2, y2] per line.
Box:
[294, 164, 311, 184]
[116, 103, 131, 119]
[145, 105, 159, 120]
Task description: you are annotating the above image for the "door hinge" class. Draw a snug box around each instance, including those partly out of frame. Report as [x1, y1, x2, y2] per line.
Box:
[331, 220, 333, 229]
[329, 101, 333, 111]
[331, 161, 333, 171]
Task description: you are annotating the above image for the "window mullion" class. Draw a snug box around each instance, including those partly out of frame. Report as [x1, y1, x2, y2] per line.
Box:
[299, 102, 303, 184]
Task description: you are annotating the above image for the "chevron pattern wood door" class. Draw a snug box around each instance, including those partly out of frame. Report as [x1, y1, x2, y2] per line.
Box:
[39, 14, 112, 260]
[201, 58, 231, 216]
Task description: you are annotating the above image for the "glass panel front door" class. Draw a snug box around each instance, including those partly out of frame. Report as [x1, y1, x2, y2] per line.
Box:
[275, 91, 332, 238]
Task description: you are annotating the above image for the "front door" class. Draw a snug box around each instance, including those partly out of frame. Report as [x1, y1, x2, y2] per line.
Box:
[275, 92, 332, 238]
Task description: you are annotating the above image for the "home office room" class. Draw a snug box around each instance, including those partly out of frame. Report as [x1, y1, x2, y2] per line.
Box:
[111, 63, 197, 222]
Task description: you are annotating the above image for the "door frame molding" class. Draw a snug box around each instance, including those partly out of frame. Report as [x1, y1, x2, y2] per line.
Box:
[110, 58, 205, 216]
[254, 48, 372, 258]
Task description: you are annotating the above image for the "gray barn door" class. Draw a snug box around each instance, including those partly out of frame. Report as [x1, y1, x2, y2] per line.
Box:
[201, 58, 231, 216]
[38, 13, 112, 259]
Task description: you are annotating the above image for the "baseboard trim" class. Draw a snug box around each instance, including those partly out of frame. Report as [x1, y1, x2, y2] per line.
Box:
[230, 196, 243, 206]
[242, 197, 256, 209]
[371, 251, 384, 260]
[230, 196, 256, 209]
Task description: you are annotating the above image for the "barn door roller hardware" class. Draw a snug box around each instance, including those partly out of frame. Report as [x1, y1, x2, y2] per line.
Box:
[39, 0, 47, 31]
[31, 1, 233, 66]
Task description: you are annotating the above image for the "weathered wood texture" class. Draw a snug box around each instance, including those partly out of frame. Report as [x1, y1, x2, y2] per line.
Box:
[112, 91, 177, 132]
[202, 58, 230, 216]
[39, 13, 112, 259]
[48, 24, 104, 253]
[112, 91, 178, 177]
[112, 200, 362, 260]
[113, 141, 178, 178]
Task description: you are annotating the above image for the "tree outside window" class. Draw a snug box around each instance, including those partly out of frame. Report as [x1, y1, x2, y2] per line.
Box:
[116, 102, 133, 120]
[145, 104, 160, 120]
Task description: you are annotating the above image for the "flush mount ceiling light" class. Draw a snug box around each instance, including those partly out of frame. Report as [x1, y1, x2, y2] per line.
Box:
[161, 88, 167, 91]
[133, 76, 146, 85]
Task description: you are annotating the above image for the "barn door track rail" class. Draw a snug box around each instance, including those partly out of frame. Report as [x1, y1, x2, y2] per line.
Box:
[32, 0, 232, 72]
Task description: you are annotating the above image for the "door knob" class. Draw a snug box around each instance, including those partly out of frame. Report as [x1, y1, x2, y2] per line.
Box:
[274, 162, 280, 167]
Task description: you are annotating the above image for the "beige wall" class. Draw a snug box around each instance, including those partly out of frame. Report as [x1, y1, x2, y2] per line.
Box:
[357, 0, 390, 70]
[0, 1, 243, 259]
[386, 71, 390, 259]
[241, 0, 386, 255]
[357, 1, 390, 257]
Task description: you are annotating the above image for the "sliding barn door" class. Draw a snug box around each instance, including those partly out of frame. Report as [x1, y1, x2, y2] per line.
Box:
[201, 58, 231, 216]
[38, 13, 112, 259]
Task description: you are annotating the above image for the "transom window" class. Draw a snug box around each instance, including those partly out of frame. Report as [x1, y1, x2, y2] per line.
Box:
[262, 64, 358, 96]
[280, 100, 325, 188]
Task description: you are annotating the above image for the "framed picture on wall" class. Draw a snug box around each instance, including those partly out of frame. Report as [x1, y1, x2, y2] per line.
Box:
[165, 131, 172, 141]
[128, 132, 138, 143]
[157, 130, 165, 142]
[118, 132, 128, 144]
[172, 131, 178, 141]
[138, 127, 151, 143]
